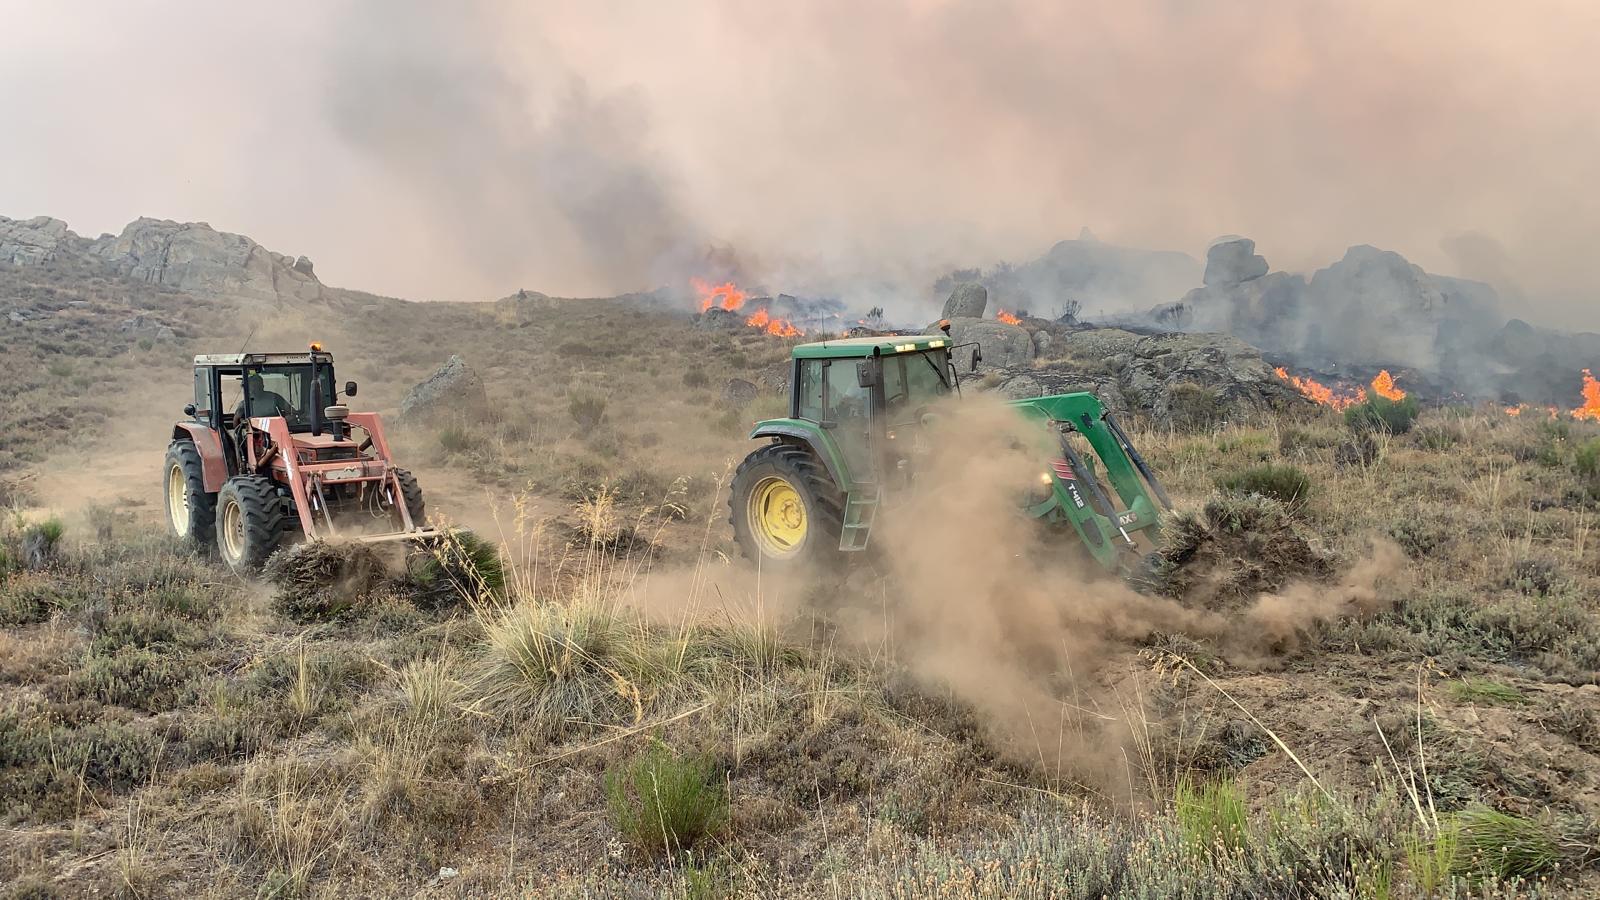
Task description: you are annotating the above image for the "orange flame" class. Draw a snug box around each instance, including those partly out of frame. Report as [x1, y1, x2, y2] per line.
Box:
[996, 309, 1023, 326]
[1273, 367, 1366, 410]
[745, 307, 802, 337]
[1504, 406, 1522, 417]
[691, 277, 746, 312]
[1572, 369, 1600, 421]
[1371, 370, 1406, 402]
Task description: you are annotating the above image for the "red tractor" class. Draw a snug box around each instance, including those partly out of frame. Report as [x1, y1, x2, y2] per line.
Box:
[163, 344, 433, 571]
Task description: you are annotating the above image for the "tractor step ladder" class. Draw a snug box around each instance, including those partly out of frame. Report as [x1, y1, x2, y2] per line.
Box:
[838, 487, 880, 551]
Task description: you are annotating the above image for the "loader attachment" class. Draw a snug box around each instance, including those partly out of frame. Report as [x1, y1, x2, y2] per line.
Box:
[1010, 393, 1172, 572]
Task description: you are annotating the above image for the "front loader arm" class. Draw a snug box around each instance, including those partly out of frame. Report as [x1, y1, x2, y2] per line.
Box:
[1009, 393, 1171, 571]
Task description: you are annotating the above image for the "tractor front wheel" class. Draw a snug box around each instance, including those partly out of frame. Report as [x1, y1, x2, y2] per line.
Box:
[164, 440, 217, 550]
[392, 468, 426, 528]
[729, 443, 844, 569]
[215, 476, 288, 573]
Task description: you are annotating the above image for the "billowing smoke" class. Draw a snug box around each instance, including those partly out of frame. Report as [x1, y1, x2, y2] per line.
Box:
[1, 1, 1597, 326]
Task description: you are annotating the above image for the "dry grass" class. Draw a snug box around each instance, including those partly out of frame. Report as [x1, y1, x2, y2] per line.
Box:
[3, 274, 1600, 895]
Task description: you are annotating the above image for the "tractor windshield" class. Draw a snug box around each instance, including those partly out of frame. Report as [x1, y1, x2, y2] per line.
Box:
[240, 364, 335, 431]
[880, 350, 951, 425]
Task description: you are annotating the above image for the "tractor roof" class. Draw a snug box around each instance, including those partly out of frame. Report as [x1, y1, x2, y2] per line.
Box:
[194, 351, 334, 367]
[791, 334, 949, 359]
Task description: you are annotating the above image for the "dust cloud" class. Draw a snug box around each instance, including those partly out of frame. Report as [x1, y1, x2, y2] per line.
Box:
[3, 2, 1597, 325]
[745, 396, 1401, 786]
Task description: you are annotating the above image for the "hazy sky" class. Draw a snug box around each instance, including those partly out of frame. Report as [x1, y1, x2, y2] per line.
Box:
[3, 1, 1596, 324]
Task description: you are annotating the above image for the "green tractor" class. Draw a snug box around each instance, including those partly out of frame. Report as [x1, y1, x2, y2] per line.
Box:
[728, 333, 1172, 573]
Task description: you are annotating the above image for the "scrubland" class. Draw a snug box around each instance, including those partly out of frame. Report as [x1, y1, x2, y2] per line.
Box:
[4, 259, 1600, 897]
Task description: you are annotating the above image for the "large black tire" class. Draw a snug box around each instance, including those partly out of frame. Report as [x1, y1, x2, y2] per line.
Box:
[392, 468, 426, 527]
[164, 440, 217, 550]
[215, 476, 288, 573]
[728, 443, 845, 569]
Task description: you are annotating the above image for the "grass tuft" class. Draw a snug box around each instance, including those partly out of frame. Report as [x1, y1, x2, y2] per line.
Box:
[605, 741, 728, 859]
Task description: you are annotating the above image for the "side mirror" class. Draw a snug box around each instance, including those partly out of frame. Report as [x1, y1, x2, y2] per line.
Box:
[970, 346, 983, 373]
[855, 362, 877, 388]
[344, 381, 358, 398]
[183, 403, 197, 417]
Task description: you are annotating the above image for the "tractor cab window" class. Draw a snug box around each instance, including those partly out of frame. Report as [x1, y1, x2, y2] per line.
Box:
[236, 365, 335, 431]
[797, 360, 824, 421]
[193, 370, 213, 420]
[880, 350, 951, 425]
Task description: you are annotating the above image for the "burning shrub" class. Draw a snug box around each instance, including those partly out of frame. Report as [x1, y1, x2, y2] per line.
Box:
[265, 541, 388, 624]
[1214, 463, 1311, 506]
[1344, 394, 1420, 435]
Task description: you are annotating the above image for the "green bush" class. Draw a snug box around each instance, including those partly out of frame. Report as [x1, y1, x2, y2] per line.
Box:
[1214, 463, 1311, 505]
[1345, 395, 1420, 435]
[606, 742, 728, 859]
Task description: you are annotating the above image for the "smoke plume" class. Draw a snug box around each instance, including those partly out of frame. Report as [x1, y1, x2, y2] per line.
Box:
[1, 1, 1596, 325]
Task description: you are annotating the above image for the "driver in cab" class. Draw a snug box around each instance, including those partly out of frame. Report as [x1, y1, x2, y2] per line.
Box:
[234, 373, 292, 422]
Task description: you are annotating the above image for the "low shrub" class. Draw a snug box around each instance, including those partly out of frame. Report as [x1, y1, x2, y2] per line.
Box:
[403, 529, 505, 610]
[71, 648, 195, 712]
[606, 742, 728, 859]
[1345, 395, 1420, 435]
[1214, 463, 1311, 505]
[1166, 382, 1226, 433]
[682, 368, 710, 389]
[568, 391, 608, 429]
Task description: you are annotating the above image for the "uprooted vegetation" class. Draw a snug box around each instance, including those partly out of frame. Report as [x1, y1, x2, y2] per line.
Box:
[2, 393, 1600, 896]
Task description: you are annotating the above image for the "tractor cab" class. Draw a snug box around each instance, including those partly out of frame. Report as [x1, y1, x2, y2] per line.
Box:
[789, 334, 957, 494]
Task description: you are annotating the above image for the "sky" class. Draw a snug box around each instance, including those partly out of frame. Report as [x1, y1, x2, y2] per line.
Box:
[2, 0, 1597, 325]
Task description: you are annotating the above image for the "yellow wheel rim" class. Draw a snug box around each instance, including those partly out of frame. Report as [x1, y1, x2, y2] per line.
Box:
[220, 497, 245, 563]
[167, 463, 190, 534]
[748, 476, 806, 558]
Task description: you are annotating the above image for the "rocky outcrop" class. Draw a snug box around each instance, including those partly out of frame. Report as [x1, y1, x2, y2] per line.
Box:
[87, 217, 323, 304]
[990, 326, 1307, 426]
[494, 289, 555, 327]
[940, 318, 1034, 371]
[1161, 238, 1501, 375]
[936, 237, 1201, 317]
[1203, 236, 1269, 286]
[941, 282, 989, 319]
[399, 355, 490, 423]
[0, 216, 73, 265]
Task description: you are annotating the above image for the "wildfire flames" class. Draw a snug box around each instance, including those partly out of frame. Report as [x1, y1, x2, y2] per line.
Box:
[996, 310, 1023, 326]
[1574, 369, 1600, 421]
[1370, 370, 1406, 402]
[1273, 367, 1367, 410]
[693, 278, 802, 337]
[745, 307, 802, 337]
[692, 277, 746, 312]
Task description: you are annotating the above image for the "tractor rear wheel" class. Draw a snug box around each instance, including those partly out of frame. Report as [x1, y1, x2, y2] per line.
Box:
[215, 476, 288, 573]
[729, 443, 844, 569]
[392, 468, 426, 527]
[164, 440, 216, 549]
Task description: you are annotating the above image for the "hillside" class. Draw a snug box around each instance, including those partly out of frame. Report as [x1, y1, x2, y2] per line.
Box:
[3, 221, 1600, 897]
